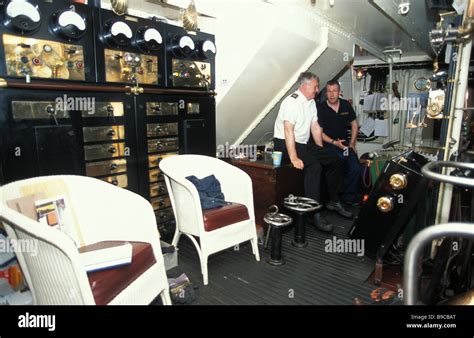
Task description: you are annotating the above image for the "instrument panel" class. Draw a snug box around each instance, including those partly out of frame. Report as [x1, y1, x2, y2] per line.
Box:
[0, 0, 95, 82]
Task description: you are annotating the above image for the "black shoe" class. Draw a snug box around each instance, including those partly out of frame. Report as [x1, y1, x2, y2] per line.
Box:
[326, 201, 353, 218]
[313, 213, 334, 232]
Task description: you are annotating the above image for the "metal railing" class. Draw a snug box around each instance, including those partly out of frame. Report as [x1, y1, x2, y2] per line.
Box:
[404, 160, 474, 305]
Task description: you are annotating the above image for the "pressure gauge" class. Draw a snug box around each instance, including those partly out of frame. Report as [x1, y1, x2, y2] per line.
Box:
[3, 0, 41, 34]
[103, 20, 133, 47]
[51, 9, 87, 41]
[198, 39, 216, 59]
[135, 26, 163, 52]
[171, 35, 196, 57]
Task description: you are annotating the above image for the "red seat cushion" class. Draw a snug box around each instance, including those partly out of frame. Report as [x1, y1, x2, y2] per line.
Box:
[202, 203, 250, 232]
[80, 241, 156, 305]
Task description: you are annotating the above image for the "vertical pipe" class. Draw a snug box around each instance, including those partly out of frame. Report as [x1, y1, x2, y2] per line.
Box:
[436, 39, 473, 224]
[388, 59, 393, 141]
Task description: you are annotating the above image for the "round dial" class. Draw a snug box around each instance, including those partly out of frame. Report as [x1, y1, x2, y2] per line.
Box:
[103, 20, 133, 47]
[135, 26, 163, 52]
[51, 9, 87, 41]
[198, 39, 216, 59]
[3, 0, 41, 34]
[172, 35, 196, 57]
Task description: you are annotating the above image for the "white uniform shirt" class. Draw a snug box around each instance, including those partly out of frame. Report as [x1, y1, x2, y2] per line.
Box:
[273, 90, 318, 144]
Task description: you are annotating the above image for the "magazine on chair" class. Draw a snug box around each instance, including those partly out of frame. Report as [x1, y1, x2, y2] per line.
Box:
[78, 242, 133, 272]
[34, 196, 80, 246]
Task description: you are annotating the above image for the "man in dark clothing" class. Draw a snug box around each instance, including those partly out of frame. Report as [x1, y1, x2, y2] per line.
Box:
[273, 72, 353, 232]
[317, 80, 362, 206]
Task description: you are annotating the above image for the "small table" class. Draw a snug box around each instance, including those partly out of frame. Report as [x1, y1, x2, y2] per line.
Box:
[229, 156, 304, 233]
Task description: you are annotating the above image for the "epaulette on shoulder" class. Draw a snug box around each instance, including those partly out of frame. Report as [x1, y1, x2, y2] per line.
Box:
[290, 93, 299, 99]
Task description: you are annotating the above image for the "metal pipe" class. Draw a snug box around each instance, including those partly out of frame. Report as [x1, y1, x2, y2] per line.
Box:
[404, 223, 474, 305]
[400, 69, 411, 145]
[389, 60, 393, 141]
[422, 161, 474, 188]
[436, 37, 473, 224]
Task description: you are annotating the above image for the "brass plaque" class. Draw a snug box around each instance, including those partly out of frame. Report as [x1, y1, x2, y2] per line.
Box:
[155, 208, 175, 224]
[4, 34, 86, 80]
[12, 101, 69, 120]
[81, 102, 124, 118]
[151, 196, 171, 211]
[83, 125, 125, 143]
[146, 123, 178, 138]
[149, 168, 164, 182]
[146, 102, 178, 116]
[148, 152, 178, 168]
[104, 49, 158, 84]
[100, 174, 128, 188]
[147, 138, 179, 153]
[171, 59, 211, 88]
[85, 159, 127, 177]
[84, 142, 126, 161]
[150, 182, 168, 197]
[187, 102, 200, 114]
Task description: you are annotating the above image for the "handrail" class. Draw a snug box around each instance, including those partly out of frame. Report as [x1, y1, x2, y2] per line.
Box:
[403, 222, 474, 305]
[421, 161, 474, 188]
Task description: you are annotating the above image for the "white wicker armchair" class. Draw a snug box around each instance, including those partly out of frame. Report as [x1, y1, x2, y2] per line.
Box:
[159, 155, 260, 285]
[0, 175, 171, 305]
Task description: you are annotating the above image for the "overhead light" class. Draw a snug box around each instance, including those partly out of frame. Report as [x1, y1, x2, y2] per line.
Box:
[329, 0, 335, 7]
[355, 68, 365, 81]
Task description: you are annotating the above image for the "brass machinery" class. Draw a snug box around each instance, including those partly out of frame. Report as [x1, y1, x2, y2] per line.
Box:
[0, 1, 216, 88]
[0, 1, 217, 240]
[165, 24, 216, 89]
[0, 1, 95, 82]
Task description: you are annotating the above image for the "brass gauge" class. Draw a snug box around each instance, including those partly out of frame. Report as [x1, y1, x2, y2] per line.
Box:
[171, 35, 196, 58]
[51, 8, 87, 41]
[3, 0, 41, 34]
[103, 20, 133, 47]
[135, 26, 163, 52]
[197, 39, 216, 60]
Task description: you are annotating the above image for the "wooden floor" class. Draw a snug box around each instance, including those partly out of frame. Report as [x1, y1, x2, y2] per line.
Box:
[157, 206, 389, 305]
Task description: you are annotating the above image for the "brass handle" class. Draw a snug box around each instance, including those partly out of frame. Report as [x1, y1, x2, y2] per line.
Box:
[106, 105, 114, 113]
[377, 196, 394, 213]
[107, 128, 116, 136]
[45, 105, 55, 114]
[110, 163, 118, 170]
[109, 147, 117, 154]
[389, 173, 408, 190]
[158, 186, 165, 193]
[111, 179, 119, 186]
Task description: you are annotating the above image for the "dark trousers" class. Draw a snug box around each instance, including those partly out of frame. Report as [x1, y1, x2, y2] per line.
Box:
[274, 138, 343, 202]
[325, 143, 362, 202]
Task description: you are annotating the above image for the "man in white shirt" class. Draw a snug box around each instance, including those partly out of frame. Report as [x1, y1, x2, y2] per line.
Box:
[273, 72, 352, 232]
